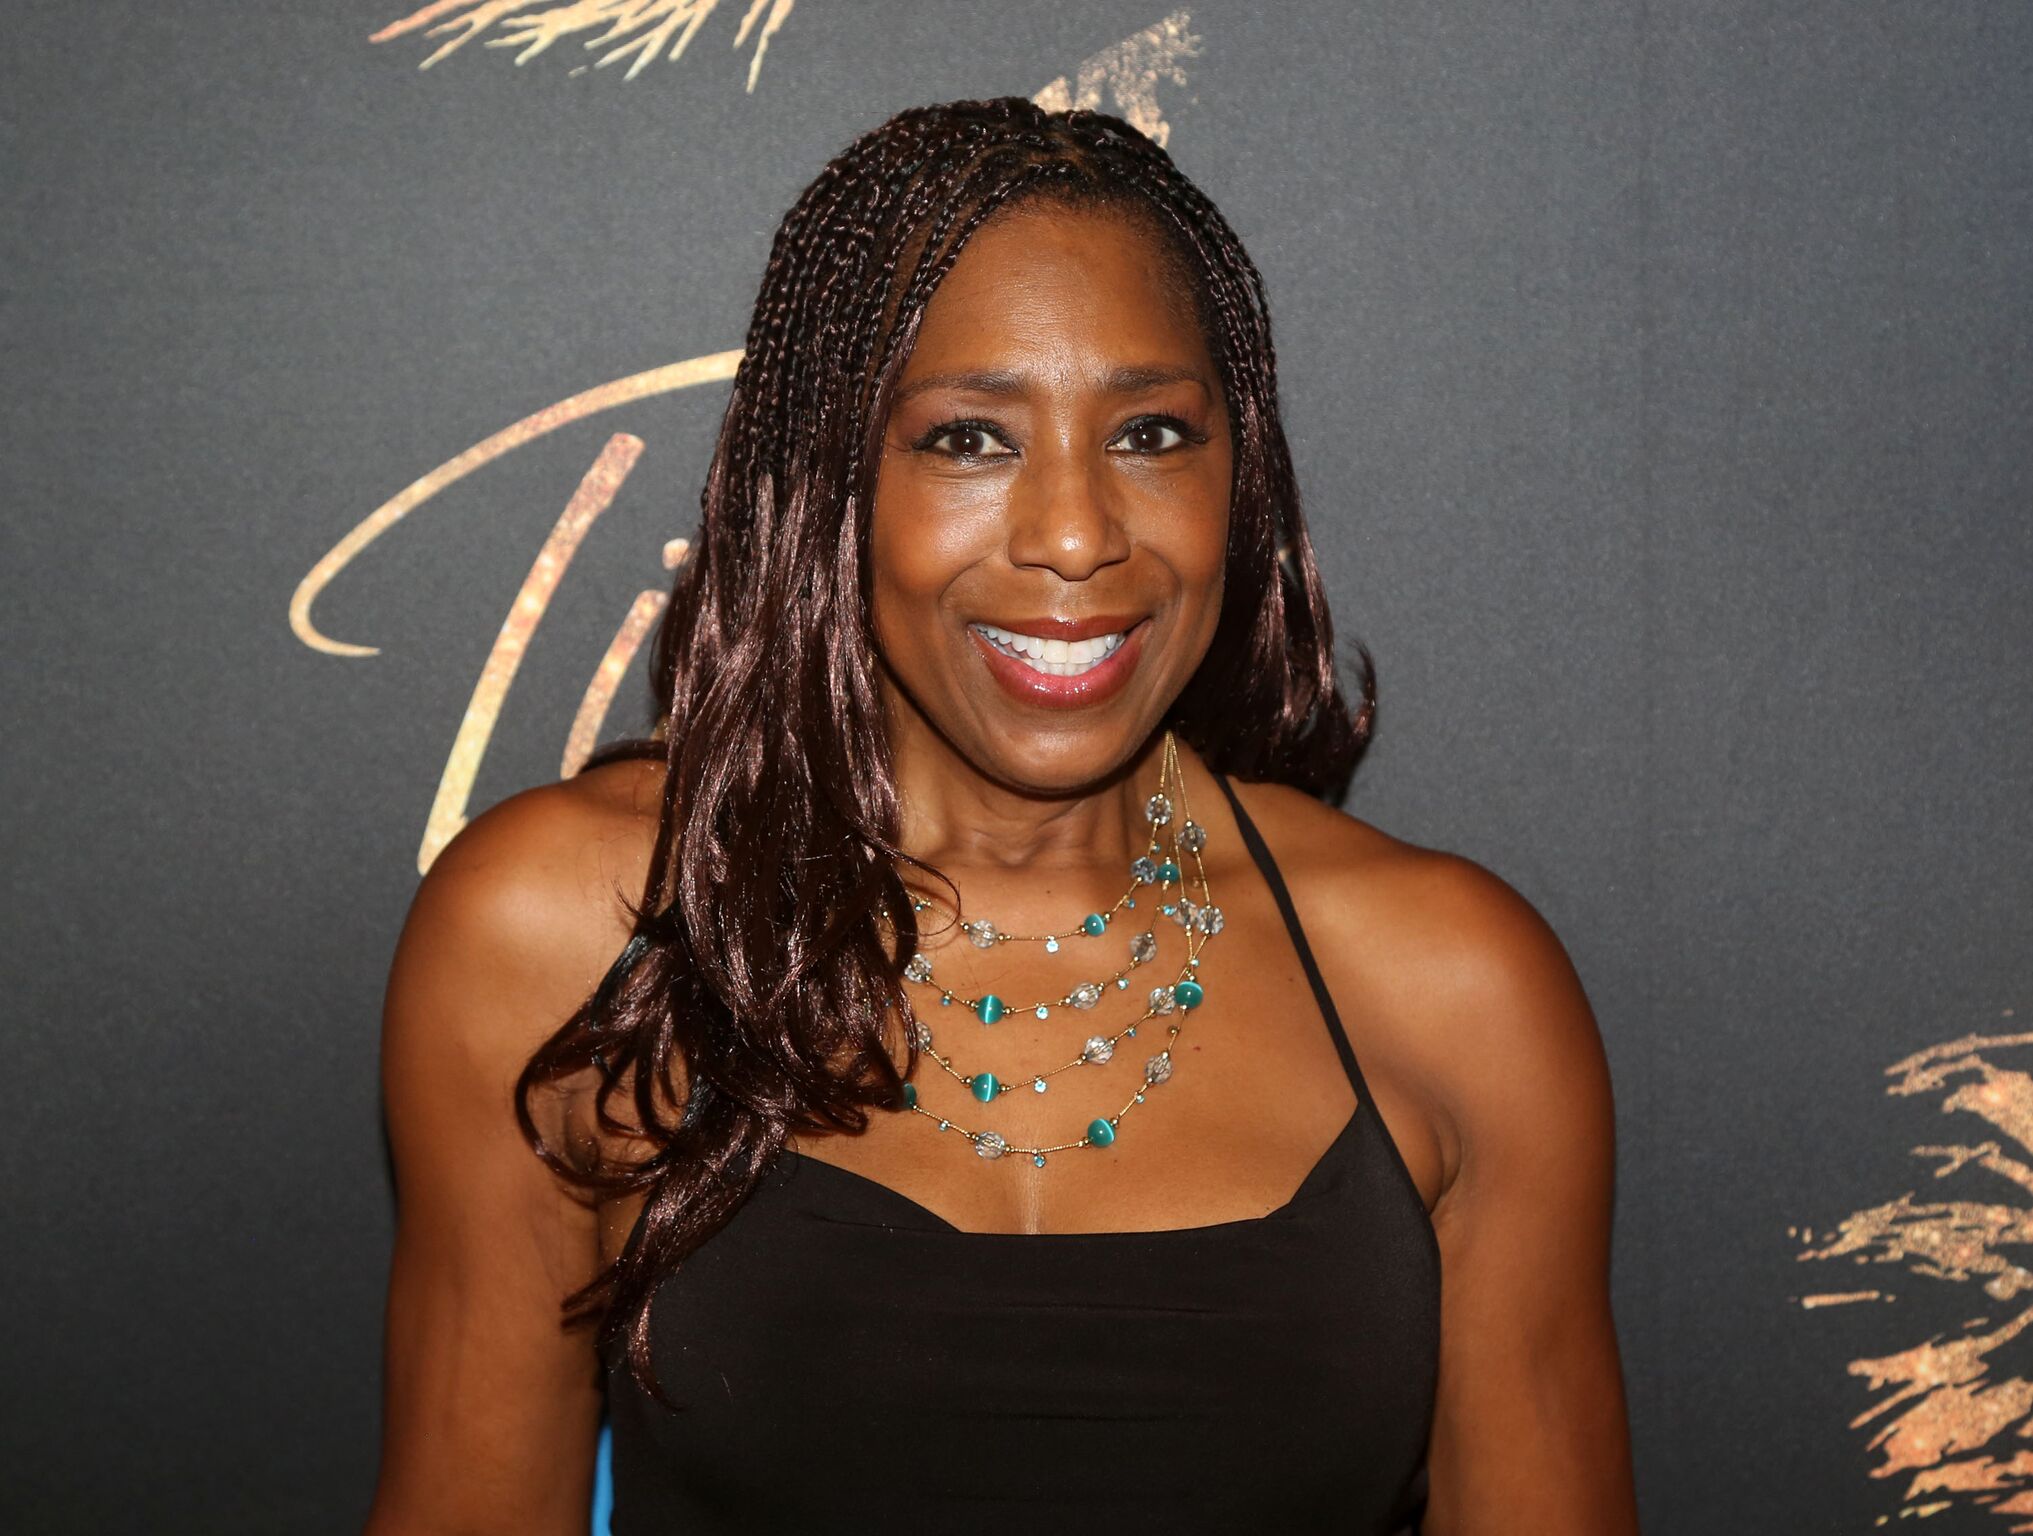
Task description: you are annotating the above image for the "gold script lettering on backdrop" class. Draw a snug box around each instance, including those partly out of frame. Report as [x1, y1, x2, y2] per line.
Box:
[288, 353, 738, 872]
[370, 0, 800, 87]
[1790, 1016, 2033, 1523]
[300, 13, 1203, 872]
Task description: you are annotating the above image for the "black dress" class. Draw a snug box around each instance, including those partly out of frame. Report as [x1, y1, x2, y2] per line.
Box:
[602, 772, 1442, 1533]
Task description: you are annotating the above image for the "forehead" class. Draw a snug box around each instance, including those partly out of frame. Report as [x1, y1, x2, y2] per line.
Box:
[904, 201, 1210, 372]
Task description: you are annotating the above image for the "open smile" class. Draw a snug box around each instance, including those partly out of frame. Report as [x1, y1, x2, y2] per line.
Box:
[966, 615, 1149, 708]
[971, 622, 1128, 678]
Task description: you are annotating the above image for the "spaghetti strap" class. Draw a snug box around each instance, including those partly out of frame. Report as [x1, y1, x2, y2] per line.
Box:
[1210, 770, 1370, 1105]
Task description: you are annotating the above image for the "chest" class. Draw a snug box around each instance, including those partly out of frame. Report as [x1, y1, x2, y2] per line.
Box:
[799, 886, 1384, 1234]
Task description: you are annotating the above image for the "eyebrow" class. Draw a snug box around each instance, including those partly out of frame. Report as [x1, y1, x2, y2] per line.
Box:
[892, 363, 1209, 408]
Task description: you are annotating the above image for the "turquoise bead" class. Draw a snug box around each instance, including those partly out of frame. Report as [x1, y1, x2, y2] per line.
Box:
[1086, 1118, 1116, 1148]
[901, 1082, 917, 1108]
[1082, 912, 1107, 936]
[1173, 979, 1205, 1009]
[1158, 861, 1181, 883]
[971, 1073, 999, 1102]
[975, 993, 1005, 1024]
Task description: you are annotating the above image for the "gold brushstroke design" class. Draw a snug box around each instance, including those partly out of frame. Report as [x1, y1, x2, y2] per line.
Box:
[560, 538, 687, 778]
[371, 0, 797, 89]
[420, 432, 642, 871]
[562, 589, 665, 779]
[1033, 10, 1201, 149]
[1798, 1027, 2033, 1527]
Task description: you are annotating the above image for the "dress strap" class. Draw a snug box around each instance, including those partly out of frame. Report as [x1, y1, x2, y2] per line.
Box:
[1210, 770, 1370, 1103]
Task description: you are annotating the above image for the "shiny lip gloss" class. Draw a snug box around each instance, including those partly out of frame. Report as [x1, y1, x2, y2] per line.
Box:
[968, 613, 1149, 710]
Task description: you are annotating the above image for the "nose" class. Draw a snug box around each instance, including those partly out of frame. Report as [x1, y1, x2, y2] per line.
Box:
[1003, 435, 1132, 582]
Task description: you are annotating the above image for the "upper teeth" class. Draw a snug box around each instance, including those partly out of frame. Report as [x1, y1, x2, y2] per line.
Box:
[974, 623, 1127, 676]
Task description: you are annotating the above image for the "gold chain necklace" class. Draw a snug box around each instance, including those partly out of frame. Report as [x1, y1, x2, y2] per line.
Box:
[886, 731, 1219, 1169]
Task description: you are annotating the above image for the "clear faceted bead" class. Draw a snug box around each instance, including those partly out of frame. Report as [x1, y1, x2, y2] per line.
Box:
[1130, 855, 1160, 885]
[965, 919, 999, 949]
[911, 1021, 935, 1049]
[1145, 793, 1173, 826]
[1044, 935, 1060, 953]
[1171, 897, 1199, 929]
[1032, 1077, 1048, 1093]
[1145, 1053, 1174, 1085]
[975, 1131, 1008, 1160]
[1179, 820, 1207, 854]
[1129, 930, 1158, 964]
[1193, 905, 1225, 936]
[1147, 985, 1176, 1015]
[1082, 1035, 1115, 1064]
[1068, 982, 1103, 1010]
[903, 952, 934, 983]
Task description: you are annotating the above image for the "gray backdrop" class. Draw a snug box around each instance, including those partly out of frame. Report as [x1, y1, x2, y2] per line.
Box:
[8, 3, 2031, 1531]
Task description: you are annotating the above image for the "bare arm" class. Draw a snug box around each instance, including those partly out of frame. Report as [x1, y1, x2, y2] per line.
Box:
[1410, 859, 1639, 1534]
[365, 783, 642, 1536]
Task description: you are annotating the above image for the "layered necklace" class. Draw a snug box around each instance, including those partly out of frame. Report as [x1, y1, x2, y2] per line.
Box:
[884, 731, 1221, 1169]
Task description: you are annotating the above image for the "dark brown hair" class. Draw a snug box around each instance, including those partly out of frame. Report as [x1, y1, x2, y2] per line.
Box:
[517, 96, 1375, 1403]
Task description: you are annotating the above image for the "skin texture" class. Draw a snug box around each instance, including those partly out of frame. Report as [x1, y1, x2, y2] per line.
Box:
[367, 204, 1640, 1533]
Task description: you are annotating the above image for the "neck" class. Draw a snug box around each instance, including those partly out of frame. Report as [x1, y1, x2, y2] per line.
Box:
[885, 707, 1168, 877]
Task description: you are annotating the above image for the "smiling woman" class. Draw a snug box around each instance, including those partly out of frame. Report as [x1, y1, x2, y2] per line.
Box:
[367, 97, 1639, 1535]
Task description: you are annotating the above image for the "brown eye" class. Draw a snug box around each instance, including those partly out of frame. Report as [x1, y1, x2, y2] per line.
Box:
[922, 421, 1015, 459]
[1112, 417, 1189, 453]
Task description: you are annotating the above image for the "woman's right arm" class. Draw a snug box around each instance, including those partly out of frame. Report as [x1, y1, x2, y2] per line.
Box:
[364, 782, 644, 1535]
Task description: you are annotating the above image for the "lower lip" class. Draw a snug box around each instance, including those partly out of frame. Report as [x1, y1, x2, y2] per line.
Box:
[970, 622, 1148, 710]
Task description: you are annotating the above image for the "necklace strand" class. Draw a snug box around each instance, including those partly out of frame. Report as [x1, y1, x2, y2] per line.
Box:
[889, 732, 1215, 1168]
[904, 809, 1214, 1095]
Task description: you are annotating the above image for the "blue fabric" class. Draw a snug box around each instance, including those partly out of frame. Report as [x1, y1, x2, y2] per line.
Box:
[591, 1419, 613, 1536]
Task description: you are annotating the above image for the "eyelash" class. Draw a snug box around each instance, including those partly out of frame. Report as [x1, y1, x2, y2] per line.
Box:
[912, 414, 1206, 461]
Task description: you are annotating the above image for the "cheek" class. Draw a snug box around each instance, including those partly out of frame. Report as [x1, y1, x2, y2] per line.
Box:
[1198, 444, 1236, 611]
[1156, 472, 1232, 671]
[1138, 460, 1232, 630]
[867, 466, 990, 656]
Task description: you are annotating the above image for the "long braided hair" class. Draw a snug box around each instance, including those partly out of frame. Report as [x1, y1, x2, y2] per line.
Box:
[517, 97, 1375, 1404]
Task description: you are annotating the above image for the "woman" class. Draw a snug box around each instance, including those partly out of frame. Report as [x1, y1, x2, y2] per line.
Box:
[367, 98, 1638, 1534]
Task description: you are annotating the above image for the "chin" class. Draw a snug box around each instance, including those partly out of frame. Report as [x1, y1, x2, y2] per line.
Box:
[962, 709, 1166, 797]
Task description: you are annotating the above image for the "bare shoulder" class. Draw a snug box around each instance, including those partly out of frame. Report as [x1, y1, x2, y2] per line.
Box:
[404, 755, 664, 994]
[1219, 775, 1587, 1017]
[381, 755, 666, 1149]
[1220, 775, 1611, 1203]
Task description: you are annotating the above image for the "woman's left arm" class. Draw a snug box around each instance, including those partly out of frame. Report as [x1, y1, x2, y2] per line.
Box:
[1407, 858, 1640, 1535]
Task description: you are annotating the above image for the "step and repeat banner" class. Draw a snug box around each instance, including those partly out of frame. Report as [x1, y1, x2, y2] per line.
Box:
[8, 3, 2030, 1530]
